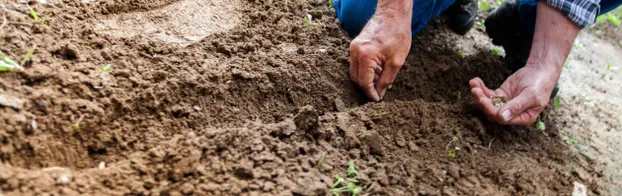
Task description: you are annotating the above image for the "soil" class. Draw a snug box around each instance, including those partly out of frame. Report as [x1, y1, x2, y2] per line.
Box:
[0, 0, 619, 195]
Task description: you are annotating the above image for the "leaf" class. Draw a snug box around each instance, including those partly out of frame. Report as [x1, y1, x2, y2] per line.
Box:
[607, 13, 620, 27]
[535, 121, 545, 131]
[597, 15, 605, 23]
[478, 1, 490, 11]
[21, 45, 37, 66]
[347, 161, 358, 179]
[458, 50, 464, 58]
[331, 176, 344, 188]
[352, 187, 362, 196]
[317, 153, 325, 167]
[99, 64, 113, 72]
[555, 97, 560, 111]
[456, 91, 461, 100]
[491, 49, 503, 57]
[595, 30, 602, 35]
[447, 150, 456, 158]
[29, 7, 40, 22]
[0, 50, 23, 72]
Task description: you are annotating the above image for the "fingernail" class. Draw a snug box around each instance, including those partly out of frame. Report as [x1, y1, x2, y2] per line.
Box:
[502, 110, 512, 121]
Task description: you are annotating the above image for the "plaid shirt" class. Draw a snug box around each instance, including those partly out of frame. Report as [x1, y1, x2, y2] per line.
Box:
[545, 0, 601, 28]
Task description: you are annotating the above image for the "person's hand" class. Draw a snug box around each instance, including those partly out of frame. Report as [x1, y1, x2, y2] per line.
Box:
[349, 1, 413, 101]
[469, 65, 560, 125]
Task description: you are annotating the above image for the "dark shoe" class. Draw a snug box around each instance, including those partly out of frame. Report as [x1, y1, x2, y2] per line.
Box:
[484, 0, 559, 98]
[484, 0, 532, 72]
[447, 0, 478, 35]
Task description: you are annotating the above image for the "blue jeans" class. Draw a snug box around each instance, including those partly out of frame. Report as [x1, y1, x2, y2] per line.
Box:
[333, 0, 622, 37]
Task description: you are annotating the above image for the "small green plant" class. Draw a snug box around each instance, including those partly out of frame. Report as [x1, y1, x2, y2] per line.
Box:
[0, 50, 23, 72]
[99, 64, 113, 72]
[476, 20, 485, 27]
[347, 161, 358, 179]
[491, 48, 503, 57]
[564, 62, 569, 68]
[562, 136, 578, 144]
[597, 15, 606, 23]
[303, 17, 313, 26]
[21, 45, 36, 66]
[595, 30, 602, 35]
[555, 96, 561, 111]
[535, 116, 545, 131]
[317, 153, 325, 167]
[478, 1, 490, 11]
[607, 13, 620, 27]
[29, 7, 39, 22]
[456, 91, 461, 100]
[574, 41, 583, 49]
[330, 161, 362, 196]
[584, 96, 598, 107]
[458, 49, 464, 58]
[445, 136, 459, 158]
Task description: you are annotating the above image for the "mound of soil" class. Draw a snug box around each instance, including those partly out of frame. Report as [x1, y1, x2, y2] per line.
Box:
[0, 0, 603, 195]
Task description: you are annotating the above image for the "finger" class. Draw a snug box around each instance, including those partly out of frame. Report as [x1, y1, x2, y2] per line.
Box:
[469, 78, 496, 97]
[505, 110, 540, 125]
[497, 92, 539, 124]
[373, 66, 382, 83]
[471, 88, 500, 121]
[358, 59, 380, 101]
[349, 52, 359, 83]
[375, 61, 401, 99]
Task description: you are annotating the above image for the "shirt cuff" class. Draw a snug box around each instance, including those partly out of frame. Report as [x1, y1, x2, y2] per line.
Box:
[544, 0, 601, 28]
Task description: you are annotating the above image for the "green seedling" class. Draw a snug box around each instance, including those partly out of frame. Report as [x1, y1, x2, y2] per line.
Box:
[330, 162, 362, 196]
[331, 176, 345, 188]
[584, 96, 598, 107]
[99, 64, 113, 72]
[564, 62, 569, 68]
[303, 18, 313, 26]
[607, 13, 620, 27]
[317, 153, 325, 168]
[562, 136, 578, 144]
[29, 7, 39, 22]
[535, 116, 545, 131]
[347, 161, 358, 179]
[456, 91, 461, 100]
[597, 15, 606, 23]
[595, 30, 602, 35]
[491, 48, 503, 57]
[0, 50, 23, 72]
[574, 41, 583, 49]
[458, 49, 464, 58]
[445, 136, 459, 158]
[330, 182, 361, 196]
[21, 45, 36, 66]
[476, 20, 485, 27]
[478, 1, 490, 11]
[555, 96, 561, 111]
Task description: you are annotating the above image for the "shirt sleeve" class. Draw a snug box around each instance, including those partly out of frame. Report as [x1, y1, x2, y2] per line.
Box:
[544, 0, 601, 28]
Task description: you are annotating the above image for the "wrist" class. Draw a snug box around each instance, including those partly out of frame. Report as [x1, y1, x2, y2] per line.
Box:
[376, 0, 413, 21]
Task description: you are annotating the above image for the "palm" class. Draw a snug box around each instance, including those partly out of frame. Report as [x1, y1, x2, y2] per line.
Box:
[470, 66, 559, 125]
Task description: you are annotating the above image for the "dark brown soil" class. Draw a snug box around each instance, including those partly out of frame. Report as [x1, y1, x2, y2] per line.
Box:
[0, 0, 604, 195]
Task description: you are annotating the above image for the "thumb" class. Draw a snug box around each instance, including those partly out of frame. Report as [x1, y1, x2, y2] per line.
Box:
[497, 93, 538, 124]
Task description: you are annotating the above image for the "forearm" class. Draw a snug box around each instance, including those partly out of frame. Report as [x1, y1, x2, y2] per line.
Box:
[526, 2, 580, 76]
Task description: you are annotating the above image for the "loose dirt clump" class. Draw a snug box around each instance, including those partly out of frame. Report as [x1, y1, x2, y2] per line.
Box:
[0, 0, 607, 195]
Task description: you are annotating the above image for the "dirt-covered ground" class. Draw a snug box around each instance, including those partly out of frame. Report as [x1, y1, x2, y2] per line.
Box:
[0, 0, 620, 195]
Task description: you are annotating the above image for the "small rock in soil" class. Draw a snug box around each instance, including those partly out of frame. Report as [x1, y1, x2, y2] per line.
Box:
[263, 181, 275, 192]
[334, 98, 346, 112]
[448, 163, 460, 179]
[365, 133, 383, 155]
[408, 142, 420, 151]
[0, 94, 25, 110]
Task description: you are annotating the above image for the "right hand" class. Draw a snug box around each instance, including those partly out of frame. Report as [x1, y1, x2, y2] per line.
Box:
[349, 6, 412, 101]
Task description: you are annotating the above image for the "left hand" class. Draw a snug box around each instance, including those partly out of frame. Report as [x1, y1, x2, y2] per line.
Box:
[469, 64, 560, 125]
